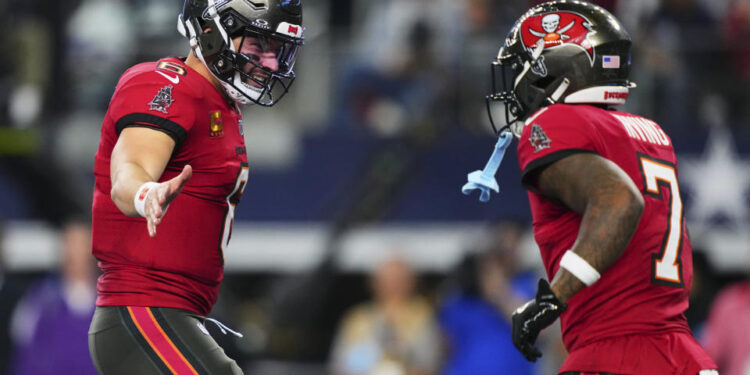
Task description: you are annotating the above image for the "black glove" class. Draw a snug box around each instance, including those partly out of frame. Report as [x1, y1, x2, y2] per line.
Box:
[511, 278, 567, 362]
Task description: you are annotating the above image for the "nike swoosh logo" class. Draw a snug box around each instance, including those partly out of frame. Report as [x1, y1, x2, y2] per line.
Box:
[156, 70, 179, 84]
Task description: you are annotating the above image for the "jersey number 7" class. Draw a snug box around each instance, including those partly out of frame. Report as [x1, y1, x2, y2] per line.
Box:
[639, 154, 685, 287]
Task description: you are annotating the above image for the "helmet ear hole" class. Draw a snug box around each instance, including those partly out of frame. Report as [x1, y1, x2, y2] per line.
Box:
[197, 28, 225, 55]
[533, 75, 557, 90]
[509, 103, 522, 116]
[215, 57, 232, 75]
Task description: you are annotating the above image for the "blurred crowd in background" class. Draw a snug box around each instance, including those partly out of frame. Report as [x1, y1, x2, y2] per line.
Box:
[1, 0, 750, 374]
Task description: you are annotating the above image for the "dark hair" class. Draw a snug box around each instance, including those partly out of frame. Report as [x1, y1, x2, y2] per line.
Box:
[447, 252, 482, 297]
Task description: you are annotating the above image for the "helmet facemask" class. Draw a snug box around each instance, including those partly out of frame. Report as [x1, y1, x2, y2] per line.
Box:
[213, 30, 302, 106]
[179, 0, 304, 106]
[486, 54, 525, 137]
[486, 41, 568, 137]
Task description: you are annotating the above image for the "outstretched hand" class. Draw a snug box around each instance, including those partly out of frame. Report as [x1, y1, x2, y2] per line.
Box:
[144, 165, 192, 237]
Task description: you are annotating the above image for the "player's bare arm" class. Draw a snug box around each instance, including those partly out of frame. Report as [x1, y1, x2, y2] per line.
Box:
[535, 152, 644, 302]
[110, 127, 192, 237]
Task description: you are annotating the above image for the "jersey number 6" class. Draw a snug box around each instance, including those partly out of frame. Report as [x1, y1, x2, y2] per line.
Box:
[218, 163, 249, 264]
[639, 155, 684, 287]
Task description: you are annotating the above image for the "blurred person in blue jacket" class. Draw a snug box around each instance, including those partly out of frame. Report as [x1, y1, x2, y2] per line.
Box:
[438, 220, 540, 375]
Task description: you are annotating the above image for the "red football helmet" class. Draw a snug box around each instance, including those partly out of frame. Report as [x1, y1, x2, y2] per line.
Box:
[487, 1, 634, 135]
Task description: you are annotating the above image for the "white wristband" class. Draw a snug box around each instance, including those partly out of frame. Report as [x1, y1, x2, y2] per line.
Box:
[133, 182, 159, 218]
[559, 250, 601, 286]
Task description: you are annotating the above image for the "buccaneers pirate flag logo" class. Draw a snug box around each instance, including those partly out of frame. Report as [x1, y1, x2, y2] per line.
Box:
[529, 123, 551, 152]
[149, 85, 174, 114]
[520, 11, 596, 66]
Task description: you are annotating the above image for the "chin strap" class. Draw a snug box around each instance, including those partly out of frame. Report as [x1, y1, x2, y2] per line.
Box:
[462, 131, 514, 202]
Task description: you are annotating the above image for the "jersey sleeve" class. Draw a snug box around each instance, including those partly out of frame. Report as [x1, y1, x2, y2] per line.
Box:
[516, 105, 602, 189]
[107, 71, 198, 148]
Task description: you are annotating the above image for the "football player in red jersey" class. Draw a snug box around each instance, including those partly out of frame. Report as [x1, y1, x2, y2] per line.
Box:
[88, 1, 303, 373]
[472, 1, 718, 374]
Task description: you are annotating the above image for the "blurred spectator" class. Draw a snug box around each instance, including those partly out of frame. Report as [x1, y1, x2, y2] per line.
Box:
[10, 222, 96, 375]
[0, 0, 90, 220]
[0, 0, 92, 203]
[616, 0, 661, 32]
[438, 220, 538, 375]
[530, 0, 618, 12]
[702, 262, 750, 375]
[331, 0, 463, 136]
[724, 0, 750, 79]
[350, 0, 460, 71]
[684, 250, 720, 337]
[330, 256, 441, 375]
[456, 0, 514, 134]
[721, 0, 750, 126]
[0, 4, 94, 374]
[0, 221, 26, 375]
[65, 0, 135, 112]
[0, 0, 77, 128]
[639, 0, 720, 129]
[0, 0, 92, 252]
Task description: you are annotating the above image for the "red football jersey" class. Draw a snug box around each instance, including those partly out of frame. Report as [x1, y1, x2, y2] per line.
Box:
[517, 104, 695, 351]
[92, 57, 248, 316]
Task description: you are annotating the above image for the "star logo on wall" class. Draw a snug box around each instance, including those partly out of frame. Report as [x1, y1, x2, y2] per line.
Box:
[679, 126, 750, 231]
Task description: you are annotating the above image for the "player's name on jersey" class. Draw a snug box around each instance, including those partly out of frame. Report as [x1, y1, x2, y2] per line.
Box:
[613, 114, 670, 147]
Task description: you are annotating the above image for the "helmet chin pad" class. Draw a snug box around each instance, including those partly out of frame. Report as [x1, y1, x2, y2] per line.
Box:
[222, 81, 251, 105]
[222, 72, 264, 105]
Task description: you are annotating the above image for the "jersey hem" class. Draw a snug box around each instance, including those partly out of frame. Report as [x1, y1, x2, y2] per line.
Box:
[96, 300, 207, 317]
[560, 329, 716, 375]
